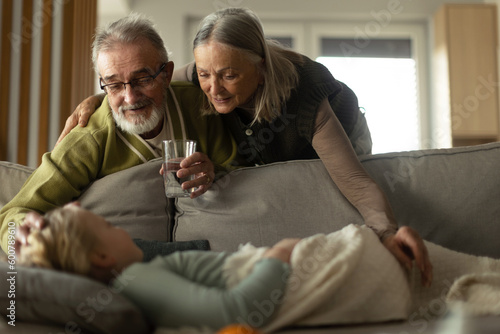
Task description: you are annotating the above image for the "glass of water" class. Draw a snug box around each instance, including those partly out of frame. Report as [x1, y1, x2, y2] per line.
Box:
[162, 139, 197, 198]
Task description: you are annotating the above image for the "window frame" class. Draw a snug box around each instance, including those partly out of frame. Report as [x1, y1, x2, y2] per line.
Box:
[259, 20, 307, 54]
[310, 21, 430, 150]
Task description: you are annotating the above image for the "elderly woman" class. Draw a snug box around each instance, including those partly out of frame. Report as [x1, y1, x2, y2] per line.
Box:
[60, 8, 431, 284]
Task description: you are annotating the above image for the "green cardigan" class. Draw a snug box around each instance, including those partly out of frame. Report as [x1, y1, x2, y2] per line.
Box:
[0, 82, 238, 251]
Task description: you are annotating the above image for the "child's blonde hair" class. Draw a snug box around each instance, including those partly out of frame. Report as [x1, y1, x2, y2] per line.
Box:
[18, 207, 98, 276]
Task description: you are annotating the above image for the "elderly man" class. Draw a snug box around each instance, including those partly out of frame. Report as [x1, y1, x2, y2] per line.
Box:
[0, 14, 238, 252]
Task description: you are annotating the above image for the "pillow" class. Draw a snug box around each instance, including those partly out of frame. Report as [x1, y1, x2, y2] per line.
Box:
[0, 161, 34, 209]
[174, 142, 500, 257]
[78, 158, 172, 241]
[0, 260, 150, 334]
[0, 239, 210, 333]
[0, 158, 172, 242]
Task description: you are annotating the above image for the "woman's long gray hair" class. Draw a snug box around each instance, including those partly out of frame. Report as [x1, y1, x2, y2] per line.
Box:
[193, 7, 303, 123]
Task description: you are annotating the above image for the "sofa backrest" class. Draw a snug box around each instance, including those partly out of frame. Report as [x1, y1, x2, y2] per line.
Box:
[2, 141, 500, 258]
[361, 143, 500, 257]
[175, 142, 500, 258]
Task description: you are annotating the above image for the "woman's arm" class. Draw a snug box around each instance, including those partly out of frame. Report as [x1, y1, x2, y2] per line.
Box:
[312, 98, 432, 286]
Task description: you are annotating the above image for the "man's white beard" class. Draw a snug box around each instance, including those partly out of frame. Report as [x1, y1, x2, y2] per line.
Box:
[112, 99, 164, 135]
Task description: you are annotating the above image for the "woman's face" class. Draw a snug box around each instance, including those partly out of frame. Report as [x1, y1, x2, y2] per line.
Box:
[194, 41, 264, 114]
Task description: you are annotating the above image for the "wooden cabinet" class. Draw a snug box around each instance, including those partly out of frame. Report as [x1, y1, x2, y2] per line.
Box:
[434, 4, 500, 147]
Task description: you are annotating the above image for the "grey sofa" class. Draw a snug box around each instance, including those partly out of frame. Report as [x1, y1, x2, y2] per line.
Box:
[1, 142, 500, 334]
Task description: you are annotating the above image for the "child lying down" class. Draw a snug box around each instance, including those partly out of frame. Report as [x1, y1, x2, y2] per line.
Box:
[17, 203, 500, 332]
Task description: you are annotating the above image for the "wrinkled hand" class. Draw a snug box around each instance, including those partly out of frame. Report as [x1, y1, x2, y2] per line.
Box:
[14, 212, 46, 256]
[383, 226, 433, 287]
[264, 238, 301, 264]
[160, 152, 215, 199]
[55, 94, 104, 147]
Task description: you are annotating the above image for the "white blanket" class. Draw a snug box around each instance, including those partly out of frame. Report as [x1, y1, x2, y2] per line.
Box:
[446, 273, 500, 316]
[155, 225, 500, 334]
[223, 224, 411, 332]
[409, 241, 500, 322]
[223, 224, 500, 333]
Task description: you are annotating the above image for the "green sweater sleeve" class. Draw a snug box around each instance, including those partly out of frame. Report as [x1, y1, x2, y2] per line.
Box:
[113, 252, 290, 330]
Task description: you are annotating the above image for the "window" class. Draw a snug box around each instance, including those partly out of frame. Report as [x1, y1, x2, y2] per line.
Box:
[317, 37, 419, 153]
[262, 21, 429, 153]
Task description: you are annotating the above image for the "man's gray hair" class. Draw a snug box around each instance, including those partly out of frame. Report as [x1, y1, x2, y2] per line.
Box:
[92, 12, 170, 72]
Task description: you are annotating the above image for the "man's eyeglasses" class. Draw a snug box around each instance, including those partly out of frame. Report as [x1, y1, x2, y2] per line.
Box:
[99, 63, 166, 95]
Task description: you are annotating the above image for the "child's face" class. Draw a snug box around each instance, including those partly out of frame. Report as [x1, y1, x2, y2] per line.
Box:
[65, 203, 143, 271]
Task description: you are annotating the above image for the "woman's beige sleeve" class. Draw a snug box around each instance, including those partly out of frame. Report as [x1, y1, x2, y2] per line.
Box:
[312, 98, 398, 240]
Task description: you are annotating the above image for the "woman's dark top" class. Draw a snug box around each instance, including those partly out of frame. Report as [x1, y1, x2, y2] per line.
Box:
[193, 56, 362, 166]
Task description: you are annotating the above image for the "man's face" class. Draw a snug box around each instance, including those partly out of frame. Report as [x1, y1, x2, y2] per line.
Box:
[97, 40, 173, 136]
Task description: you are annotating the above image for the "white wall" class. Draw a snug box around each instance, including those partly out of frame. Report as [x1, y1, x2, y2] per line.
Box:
[119, 0, 484, 65]
[100, 0, 485, 65]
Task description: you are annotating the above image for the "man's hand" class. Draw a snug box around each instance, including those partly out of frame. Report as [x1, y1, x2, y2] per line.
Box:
[14, 212, 46, 256]
[383, 226, 433, 287]
[160, 152, 215, 199]
[55, 94, 104, 147]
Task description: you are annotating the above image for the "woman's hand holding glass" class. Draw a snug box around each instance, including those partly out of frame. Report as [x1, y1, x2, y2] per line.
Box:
[160, 151, 215, 199]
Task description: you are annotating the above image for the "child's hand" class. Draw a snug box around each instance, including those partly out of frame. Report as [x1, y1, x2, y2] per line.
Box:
[263, 238, 301, 263]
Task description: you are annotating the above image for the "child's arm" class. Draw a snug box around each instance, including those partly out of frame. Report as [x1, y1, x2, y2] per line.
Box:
[113, 255, 290, 330]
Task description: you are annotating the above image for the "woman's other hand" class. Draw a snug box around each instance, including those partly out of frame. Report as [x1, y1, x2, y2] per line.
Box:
[383, 226, 433, 287]
[160, 152, 215, 199]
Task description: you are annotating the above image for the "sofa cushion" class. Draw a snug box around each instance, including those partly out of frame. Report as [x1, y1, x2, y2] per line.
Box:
[0, 158, 171, 242]
[174, 142, 500, 258]
[78, 158, 172, 241]
[0, 260, 150, 334]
